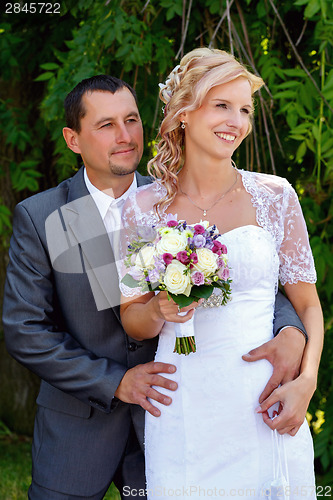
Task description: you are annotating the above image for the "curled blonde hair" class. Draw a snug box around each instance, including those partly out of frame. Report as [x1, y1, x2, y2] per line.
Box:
[148, 47, 264, 216]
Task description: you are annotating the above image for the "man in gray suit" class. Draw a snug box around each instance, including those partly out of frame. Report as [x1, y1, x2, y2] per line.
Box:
[3, 75, 307, 499]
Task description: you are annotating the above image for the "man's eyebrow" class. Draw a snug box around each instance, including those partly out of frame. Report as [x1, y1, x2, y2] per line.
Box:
[94, 111, 140, 127]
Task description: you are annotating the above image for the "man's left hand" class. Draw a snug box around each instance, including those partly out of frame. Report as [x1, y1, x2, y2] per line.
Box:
[242, 327, 306, 403]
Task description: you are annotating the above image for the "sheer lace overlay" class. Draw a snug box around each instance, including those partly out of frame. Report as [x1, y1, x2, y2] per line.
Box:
[119, 170, 316, 297]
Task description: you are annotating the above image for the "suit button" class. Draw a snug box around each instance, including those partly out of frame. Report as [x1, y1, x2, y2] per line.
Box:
[128, 342, 138, 352]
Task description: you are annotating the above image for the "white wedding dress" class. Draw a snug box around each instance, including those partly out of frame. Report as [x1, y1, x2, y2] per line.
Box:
[121, 170, 317, 499]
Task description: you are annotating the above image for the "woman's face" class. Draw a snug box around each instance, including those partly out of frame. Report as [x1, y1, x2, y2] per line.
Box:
[181, 77, 253, 163]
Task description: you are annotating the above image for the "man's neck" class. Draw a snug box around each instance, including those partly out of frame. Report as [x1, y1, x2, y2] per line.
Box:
[86, 171, 135, 199]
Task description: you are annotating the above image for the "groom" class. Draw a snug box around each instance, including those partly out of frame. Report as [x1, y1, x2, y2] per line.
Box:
[3, 75, 307, 499]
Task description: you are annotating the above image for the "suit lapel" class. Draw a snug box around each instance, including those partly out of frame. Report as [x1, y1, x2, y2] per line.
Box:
[62, 168, 121, 316]
[61, 169, 152, 316]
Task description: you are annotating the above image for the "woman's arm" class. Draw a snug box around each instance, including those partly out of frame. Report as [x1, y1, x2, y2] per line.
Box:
[120, 291, 199, 340]
[257, 281, 324, 435]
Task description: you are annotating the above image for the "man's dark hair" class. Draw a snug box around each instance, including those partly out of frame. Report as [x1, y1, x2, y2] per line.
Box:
[64, 75, 138, 132]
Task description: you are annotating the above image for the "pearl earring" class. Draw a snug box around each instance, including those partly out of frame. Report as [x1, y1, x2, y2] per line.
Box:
[181, 122, 186, 129]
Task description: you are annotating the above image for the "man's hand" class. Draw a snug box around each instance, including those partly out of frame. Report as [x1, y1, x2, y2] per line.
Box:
[242, 327, 306, 404]
[114, 361, 177, 417]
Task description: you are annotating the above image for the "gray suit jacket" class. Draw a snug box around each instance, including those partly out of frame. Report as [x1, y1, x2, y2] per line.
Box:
[3, 167, 157, 496]
[2, 167, 304, 496]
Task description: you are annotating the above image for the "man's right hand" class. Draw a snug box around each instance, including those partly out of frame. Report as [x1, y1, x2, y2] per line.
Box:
[114, 361, 177, 417]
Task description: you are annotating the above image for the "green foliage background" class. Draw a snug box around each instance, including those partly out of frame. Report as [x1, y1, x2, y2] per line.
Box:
[0, 0, 332, 487]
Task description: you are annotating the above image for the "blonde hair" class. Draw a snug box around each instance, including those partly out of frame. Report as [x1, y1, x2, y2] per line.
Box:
[148, 47, 264, 216]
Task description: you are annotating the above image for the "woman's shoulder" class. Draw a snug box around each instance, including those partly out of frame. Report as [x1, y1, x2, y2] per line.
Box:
[240, 169, 293, 197]
[124, 180, 167, 215]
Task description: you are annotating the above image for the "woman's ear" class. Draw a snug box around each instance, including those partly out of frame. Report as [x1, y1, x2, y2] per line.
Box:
[62, 127, 81, 154]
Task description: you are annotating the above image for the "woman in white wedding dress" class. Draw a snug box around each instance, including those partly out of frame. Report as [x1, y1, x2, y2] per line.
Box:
[119, 48, 323, 499]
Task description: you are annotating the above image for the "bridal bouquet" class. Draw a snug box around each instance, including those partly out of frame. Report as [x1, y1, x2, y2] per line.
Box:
[121, 216, 232, 355]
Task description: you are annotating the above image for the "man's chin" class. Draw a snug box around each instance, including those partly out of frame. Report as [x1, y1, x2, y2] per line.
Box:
[110, 163, 139, 177]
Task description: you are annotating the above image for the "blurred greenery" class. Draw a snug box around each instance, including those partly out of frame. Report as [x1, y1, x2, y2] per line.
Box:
[0, 0, 332, 491]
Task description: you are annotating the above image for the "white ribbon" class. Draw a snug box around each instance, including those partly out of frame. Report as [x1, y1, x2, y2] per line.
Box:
[174, 311, 195, 338]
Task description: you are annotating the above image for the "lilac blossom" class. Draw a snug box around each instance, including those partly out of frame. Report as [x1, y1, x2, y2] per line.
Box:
[191, 271, 205, 286]
[217, 267, 230, 280]
[193, 234, 206, 248]
[137, 225, 157, 241]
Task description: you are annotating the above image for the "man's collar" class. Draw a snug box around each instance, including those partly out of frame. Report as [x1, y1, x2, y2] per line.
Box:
[84, 168, 137, 219]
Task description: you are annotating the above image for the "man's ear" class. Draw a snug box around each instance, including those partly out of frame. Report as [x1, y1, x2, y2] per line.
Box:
[63, 127, 81, 154]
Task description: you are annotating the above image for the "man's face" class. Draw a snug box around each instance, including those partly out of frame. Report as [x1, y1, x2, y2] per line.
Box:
[66, 88, 144, 190]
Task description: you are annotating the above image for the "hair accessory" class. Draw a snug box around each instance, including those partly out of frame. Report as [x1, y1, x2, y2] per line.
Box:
[159, 64, 183, 104]
[181, 122, 186, 129]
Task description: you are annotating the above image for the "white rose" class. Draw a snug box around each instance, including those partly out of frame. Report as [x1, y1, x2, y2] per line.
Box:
[163, 260, 191, 296]
[193, 248, 218, 276]
[156, 231, 188, 257]
[135, 245, 156, 270]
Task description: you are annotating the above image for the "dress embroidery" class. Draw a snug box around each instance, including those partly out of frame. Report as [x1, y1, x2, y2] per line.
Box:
[120, 170, 316, 296]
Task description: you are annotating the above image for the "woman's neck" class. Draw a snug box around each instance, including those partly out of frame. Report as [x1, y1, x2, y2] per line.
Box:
[178, 158, 236, 198]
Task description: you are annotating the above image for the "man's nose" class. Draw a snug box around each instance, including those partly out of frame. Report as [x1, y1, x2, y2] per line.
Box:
[116, 123, 131, 143]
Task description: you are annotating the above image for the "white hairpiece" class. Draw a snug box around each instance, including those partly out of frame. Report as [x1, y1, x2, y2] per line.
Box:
[159, 64, 182, 104]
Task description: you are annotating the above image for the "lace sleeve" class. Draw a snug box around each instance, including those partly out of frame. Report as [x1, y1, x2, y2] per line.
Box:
[278, 184, 316, 285]
[118, 183, 163, 297]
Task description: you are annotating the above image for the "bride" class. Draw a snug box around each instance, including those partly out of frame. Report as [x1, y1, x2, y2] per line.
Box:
[119, 48, 323, 499]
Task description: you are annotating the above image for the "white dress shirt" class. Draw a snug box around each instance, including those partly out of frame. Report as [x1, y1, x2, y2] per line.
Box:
[84, 168, 137, 255]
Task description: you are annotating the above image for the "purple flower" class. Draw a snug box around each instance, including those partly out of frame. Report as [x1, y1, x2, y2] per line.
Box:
[167, 220, 178, 227]
[217, 267, 230, 281]
[212, 241, 223, 255]
[137, 225, 157, 241]
[176, 251, 190, 265]
[217, 257, 225, 268]
[162, 253, 173, 265]
[190, 252, 198, 264]
[191, 271, 205, 286]
[193, 234, 206, 248]
[194, 224, 205, 235]
[148, 269, 160, 283]
[221, 244, 227, 254]
[154, 256, 166, 272]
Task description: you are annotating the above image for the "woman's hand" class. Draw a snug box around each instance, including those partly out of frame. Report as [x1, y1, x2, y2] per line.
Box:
[256, 373, 316, 436]
[152, 291, 203, 323]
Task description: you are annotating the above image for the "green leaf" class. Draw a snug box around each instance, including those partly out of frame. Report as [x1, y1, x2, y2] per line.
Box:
[304, 0, 321, 18]
[40, 62, 60, 70]
[168, 293, 196, 309]
[34, 72, 54, 82]
[190, 285, 214, 300]
[274, 90, 297, 99]
[296, 142, 307, 162]
[121, 274, 140, 288]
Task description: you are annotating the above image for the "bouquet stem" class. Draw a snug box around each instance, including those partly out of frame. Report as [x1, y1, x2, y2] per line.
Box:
[173, 313, 196, 355]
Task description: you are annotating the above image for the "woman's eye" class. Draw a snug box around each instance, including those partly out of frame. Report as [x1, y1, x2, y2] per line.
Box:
[241, 108, 250, 114]
[217, 103, 227, 109]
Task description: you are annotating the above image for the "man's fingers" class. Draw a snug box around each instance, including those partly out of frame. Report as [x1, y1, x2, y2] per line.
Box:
[147, 361, 176, 375]
[242, 344, 268, 362]
[148, 373, 177, 391]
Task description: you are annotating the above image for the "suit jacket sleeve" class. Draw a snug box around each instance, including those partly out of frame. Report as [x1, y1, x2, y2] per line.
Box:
[3, 202, 127, 413]
[273, 289, 306, 336]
